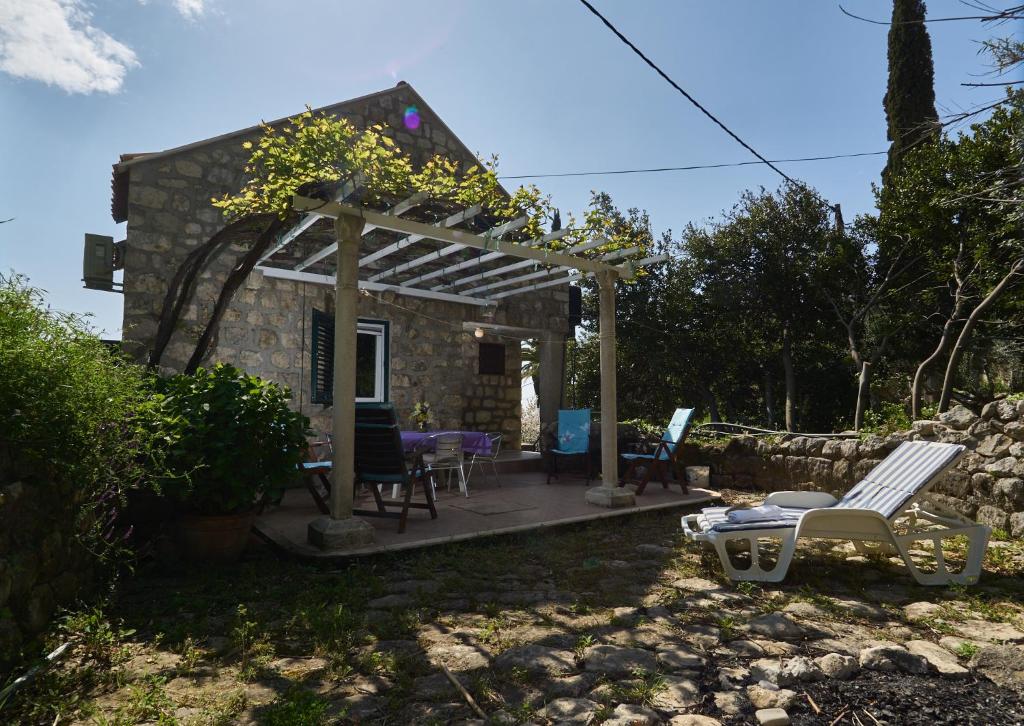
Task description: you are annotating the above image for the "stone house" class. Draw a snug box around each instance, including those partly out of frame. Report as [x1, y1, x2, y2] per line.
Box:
[109, 82, 571, 448]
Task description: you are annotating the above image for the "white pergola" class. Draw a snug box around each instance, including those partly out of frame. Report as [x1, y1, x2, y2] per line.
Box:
[255, 190, 666, 549]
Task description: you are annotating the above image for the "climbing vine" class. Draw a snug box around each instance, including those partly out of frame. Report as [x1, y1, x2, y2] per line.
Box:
[212, 107, 559, 240]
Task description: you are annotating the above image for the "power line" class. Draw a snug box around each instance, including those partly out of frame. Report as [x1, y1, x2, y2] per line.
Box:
[575, 0, 798, 185]
[499, 150, 887, 180]
[838, 3, 1023, 26]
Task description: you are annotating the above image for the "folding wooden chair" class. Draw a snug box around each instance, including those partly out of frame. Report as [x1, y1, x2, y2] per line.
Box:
[619, 408, 694, 495]
[546, 408, 593, 485]
[352, 403, 438, 534]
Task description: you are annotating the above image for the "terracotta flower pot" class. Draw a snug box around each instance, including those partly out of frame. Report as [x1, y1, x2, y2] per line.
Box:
[177, 510, 256, 563]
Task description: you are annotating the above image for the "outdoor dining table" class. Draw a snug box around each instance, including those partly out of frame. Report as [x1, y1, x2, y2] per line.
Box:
[401, 430, 492, 456]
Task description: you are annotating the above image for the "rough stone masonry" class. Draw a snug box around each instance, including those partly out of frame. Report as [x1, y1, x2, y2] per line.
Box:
[114, 83, 570, 446]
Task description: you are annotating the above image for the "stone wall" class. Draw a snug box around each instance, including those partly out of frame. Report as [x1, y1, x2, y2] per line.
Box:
[687, 400, 1024, 537]
[118, 83, 568, 449]
[0, 478, 94, 671]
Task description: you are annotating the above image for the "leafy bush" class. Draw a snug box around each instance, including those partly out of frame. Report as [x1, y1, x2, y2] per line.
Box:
[0, 275, 156, 557]
[149, 364, 309, 515]
[861, 401, 914, 435]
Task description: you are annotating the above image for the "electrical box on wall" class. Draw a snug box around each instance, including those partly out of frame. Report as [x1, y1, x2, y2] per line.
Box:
[82, 233, 124, 292]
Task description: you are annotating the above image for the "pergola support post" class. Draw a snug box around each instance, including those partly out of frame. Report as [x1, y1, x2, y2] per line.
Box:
[537, 336, 564, 429]
[586, 270, 634, 508]
[309, 216, 375, 549]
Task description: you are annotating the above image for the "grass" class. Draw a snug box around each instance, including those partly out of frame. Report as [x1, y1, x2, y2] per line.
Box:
[611, 669, 666, 709]
[954, 642, 981, 659]
[259, 687, 331, 726]
[100, 675, 177, 726]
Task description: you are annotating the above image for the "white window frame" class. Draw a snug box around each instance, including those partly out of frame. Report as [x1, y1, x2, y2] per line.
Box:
[355, 320, 389, 403]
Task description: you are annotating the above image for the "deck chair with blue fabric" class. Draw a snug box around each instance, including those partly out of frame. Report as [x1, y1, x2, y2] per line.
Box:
[682, 441, 990, 585]
[546, 408, 593, 485]
[620, 407, 694, 495]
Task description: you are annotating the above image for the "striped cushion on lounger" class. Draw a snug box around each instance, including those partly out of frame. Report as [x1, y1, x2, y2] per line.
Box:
[702, 506, 806, 533]
[833, 441, 964, 519]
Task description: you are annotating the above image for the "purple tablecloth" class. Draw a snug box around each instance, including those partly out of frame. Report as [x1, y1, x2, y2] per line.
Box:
[401, 430, 492, 456]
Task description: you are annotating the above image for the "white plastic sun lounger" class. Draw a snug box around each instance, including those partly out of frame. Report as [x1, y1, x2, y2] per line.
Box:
[682, 441, 990, 585]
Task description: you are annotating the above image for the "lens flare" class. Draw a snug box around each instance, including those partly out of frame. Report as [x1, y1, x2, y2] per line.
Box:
[403, 105, 421, 130]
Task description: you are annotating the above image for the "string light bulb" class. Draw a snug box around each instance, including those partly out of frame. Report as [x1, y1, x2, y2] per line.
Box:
[474, 327, 485, 338]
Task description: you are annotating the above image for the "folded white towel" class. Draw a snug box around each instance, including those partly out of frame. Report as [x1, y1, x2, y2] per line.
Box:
[726, 504, 787, 524]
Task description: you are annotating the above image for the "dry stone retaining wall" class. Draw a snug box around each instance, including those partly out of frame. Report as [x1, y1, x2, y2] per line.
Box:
[689, 400, 1024, 537]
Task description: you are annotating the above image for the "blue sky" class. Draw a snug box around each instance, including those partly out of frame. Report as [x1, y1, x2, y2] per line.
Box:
[0, 0, 1012, 336]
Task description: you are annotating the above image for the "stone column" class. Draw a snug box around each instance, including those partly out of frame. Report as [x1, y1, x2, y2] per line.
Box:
[586, 270, 634, 508]
[309, 215, 375, 549]
[537, 335, 565, 428]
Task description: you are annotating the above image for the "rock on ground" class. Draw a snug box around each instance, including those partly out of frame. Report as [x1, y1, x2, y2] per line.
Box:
[652, 675, 701, 710]
[656, 643, 706, 671]
[955, 619, 1024, 644]
[603, 703, 662, 725]
[902, 601, 941, 621]
[780, 655, 825, 682]
[584, 644, 657, 675]
[669, 716, 723, 726]
[746, 684, 798, 709]
[536, 697, 599, 723]
[748, 613, 804, 640]
[905, 639, 969, 678]
[815, 652, 859, 680]
[750, 658, 787, 685]
[492, 644, 576, 676]
[713, 690, 748, 715]
[969, 645, 1024, 694]
[859, 645, 929, 674]
[755, 707, 791, 726]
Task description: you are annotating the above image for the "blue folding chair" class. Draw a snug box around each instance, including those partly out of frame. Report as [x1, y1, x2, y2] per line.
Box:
[546, 408, 593, 485]
[619, 408, 694, 494]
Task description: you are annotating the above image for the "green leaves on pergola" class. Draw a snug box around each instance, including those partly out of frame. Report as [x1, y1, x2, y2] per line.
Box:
[215, 107, 665, 308]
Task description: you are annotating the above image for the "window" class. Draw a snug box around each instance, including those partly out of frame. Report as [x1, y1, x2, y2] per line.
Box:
[478, 342, 506, 375]
[310, 309, 389, 404]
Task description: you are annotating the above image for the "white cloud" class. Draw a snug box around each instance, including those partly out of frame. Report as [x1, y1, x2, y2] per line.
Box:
[172, 0, 205, 20]
[0, 0, 139, 94]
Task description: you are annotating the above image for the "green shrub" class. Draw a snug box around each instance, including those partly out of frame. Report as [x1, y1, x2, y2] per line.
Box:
[0, 275, 157, 558]
[621, 418, 662, 439]
[149, 364, 309, 514]
[861, 401, 914, 435]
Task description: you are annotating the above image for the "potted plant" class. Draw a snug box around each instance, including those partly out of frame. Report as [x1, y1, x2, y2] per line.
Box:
[149, 364, 309, 562]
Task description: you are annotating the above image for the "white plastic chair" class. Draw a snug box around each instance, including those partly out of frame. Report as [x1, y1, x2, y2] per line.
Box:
[467, 432, 503, 488]
[425, 433, 469, 497]
[682, 441, 990, 586]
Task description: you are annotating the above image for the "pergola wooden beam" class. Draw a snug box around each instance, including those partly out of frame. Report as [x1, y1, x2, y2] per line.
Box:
[293, 196, 627, 277]
[357, 204, 482, 269]
[372, 215, 528, 285]
[258, 175, 362, 264]
[463, 244, 640, 296]
[292, 191, 429, 272]
[487, 253, 669, 299]
[256, 265, 496, 306]
[430, 228, 579, 291]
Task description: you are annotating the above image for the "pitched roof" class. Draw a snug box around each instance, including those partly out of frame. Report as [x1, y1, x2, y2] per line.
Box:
[110, 82, 487, 222]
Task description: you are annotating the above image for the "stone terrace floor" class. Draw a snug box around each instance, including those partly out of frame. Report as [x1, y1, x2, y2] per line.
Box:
[7, 490, 1024, 725]
[256, 469, 716, 559]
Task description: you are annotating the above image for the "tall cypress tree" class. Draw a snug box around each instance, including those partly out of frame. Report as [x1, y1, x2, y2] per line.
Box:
[882, 0, 939, 184]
